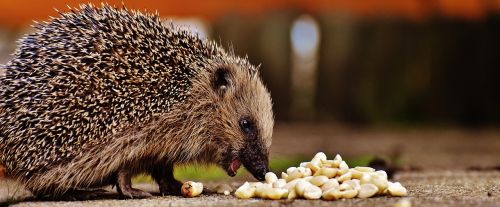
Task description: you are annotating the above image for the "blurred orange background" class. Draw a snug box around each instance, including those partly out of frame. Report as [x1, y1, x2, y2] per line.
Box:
[1, 0, 499, 126]
[1, 0, 499, 27]
[0, 0, 500, 182]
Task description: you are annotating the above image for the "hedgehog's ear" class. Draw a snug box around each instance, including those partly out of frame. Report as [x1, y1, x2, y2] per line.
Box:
[213, 67, 230, 96]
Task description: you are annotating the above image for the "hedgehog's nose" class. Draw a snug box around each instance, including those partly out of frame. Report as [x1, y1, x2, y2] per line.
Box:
[253, 165, 268, 181]
[255, 174, 265, 181]
[239, 138, 270, 181]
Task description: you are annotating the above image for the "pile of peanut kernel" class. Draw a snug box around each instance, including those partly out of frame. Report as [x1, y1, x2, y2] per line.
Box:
[234, 152, 408, 200]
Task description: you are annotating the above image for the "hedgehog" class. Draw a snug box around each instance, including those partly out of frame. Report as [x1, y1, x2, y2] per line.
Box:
[0, 4, 273, 199]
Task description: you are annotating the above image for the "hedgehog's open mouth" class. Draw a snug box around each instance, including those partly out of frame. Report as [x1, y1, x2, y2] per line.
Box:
[225, 159, 241, 177]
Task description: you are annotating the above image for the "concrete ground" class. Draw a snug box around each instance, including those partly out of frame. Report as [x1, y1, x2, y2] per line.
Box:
[3, 170, 500, 207]
[1, 123, 500, 206]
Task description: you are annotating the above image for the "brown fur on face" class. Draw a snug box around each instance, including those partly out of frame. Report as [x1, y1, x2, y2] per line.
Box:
[190, 56, 274, 180]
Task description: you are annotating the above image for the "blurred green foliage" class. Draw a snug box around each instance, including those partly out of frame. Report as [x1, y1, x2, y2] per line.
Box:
[132, 154, 376, 183]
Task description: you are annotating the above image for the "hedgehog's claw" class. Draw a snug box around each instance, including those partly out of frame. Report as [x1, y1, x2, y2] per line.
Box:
[120, 187, 152, 199]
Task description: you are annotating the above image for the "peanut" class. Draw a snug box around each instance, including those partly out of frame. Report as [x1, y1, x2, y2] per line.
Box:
[312, 152, 328, 161]
[254, 183, 273, 198]
[294, 179, 310, 197]
[287, 189, 298, 199]
[315, 167, 338, 178]
[338, 171, 352, 182]
[181, 181, 203, 198]
[322, 188, 341, 201]
[234, 182, 256, 199]
[265, 172, 278, 184]
[286, 167, 297, 174]
[284, 178, 301, 191]
[321, 179, 340, 192]
[309, 175, 329, 186]
[334, 154, 343, 161]
[233, 152, 408, 201]
[388, 182, 408, 197]
[338, 161, 349, 175]
[343, 179, 360, 191]
[358, 183, 378, 198]
[261, 187, 288, 200]
[306, 162, 320, 173]
[340, 189, 358, 199]
[273, 178, 287, 188]
[350, 169, 364, 179]
[354, 166, 375, 172]
[303, 184, 322, 199]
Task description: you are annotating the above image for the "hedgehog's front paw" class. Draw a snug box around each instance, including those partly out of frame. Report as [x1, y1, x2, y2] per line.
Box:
[159, 179, 183, 196]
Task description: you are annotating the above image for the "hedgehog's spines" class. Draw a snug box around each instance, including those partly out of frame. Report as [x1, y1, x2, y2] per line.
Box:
[0, 4, 271, 196]
[0, 4, 220, 178]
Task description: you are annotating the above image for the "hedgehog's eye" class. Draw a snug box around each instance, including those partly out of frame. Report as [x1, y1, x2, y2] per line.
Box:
[213, 68, 229, 93]
[239, 118, 254, 134]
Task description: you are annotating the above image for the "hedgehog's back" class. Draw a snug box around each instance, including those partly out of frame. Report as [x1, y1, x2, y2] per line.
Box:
[0, 4, 218, 178]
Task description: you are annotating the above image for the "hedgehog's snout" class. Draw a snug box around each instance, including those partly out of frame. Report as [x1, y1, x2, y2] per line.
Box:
[235, 117, 270, 181]
[251, 163, 269, 181]
[239, 141, 270, 181]
[242, 155, 269, 181]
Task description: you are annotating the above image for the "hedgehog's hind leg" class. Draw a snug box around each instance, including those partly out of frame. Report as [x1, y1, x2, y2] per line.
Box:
[116, 168, 152, 199]
[151, 164, 182, 196]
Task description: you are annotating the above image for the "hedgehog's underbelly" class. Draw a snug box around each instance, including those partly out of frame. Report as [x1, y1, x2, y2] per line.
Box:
[23, 129, 163, 194]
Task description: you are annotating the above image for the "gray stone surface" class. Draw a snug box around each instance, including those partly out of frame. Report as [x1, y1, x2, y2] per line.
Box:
[3, 170, 499, 207]
[2, 125, 499, 206]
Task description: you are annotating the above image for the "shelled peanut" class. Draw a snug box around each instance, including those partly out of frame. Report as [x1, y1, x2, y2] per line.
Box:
[234, 152, 408, 200]
[181, 181, 204, 197]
